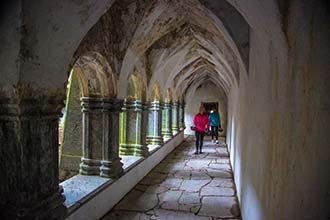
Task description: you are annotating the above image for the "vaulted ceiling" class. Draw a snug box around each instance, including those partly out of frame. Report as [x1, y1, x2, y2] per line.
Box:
[74, 0, 249, 101]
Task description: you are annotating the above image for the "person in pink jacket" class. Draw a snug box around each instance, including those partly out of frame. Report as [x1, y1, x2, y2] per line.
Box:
[193, 106, 210, 154]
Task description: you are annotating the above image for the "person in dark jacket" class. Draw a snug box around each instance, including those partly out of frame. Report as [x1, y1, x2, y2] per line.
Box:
[208, 107, 221, 144]
[193, 106, 210, 154]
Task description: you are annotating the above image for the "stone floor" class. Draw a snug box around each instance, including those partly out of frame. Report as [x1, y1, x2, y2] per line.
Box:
[102, 136, 241, 220]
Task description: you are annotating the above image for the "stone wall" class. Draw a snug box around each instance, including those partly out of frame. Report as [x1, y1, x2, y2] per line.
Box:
[226, 1, 330, 219]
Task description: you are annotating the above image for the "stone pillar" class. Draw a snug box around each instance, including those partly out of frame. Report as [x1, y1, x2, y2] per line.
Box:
[141, 102, 149, 149]
[146, 101, 163, 146]
[120, 100, 148, 157]
[0, 96, 66, 219]
[179, 101, 186, 130]
[80, 97, 103, 175]
[178, 102, 183, 130]
[162, 101, 173, 139]
[171, 101, 179, 135]
[100, 98, 124, 178]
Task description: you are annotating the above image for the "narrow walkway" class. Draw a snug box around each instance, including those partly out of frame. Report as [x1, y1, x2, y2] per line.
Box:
[102, 136, 241, 220]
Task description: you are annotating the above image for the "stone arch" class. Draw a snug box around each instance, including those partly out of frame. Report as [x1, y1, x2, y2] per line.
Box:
[60, 52, 117, 180]
[174, 90, 181, 103]
[127, 70, 147, 102]
[164, 88, 173, 103]
[73, 52, 117, 98]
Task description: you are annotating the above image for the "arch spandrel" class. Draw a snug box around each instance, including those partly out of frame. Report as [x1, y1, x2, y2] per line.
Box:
[73, 52, 117, 98]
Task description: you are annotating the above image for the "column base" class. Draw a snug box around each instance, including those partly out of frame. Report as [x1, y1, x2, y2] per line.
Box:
[0, 187, 67, 220]
[162, 131, 173, 139]
[100, 158, 123, 178]
[79, 158, 101, 175]
[172, 127, 179, 136]
[120, 143, 149, 157]
[146, 135, 164, 146]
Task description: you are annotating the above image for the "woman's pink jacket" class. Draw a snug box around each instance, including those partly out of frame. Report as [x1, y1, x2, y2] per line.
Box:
[193, 113, 210, 132]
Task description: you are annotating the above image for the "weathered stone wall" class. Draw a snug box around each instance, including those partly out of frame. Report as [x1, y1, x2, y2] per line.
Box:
[226, 1, 330, 219]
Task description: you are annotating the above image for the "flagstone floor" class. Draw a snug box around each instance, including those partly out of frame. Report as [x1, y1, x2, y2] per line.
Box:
[102, 136, 241, 220]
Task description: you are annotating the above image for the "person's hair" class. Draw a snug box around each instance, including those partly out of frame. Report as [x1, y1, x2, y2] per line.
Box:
[199, 106, 206, 114]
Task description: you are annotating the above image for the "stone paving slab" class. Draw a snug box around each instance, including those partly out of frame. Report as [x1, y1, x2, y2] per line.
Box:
[158, 190, 183, 203]
[174, 170, 191, 179]
[159, 178, 183, 190]
[215, 158, 230, 164]
[206, 169, 232, 178]
[190, 170, 211, 180]
[207, 178, 234, 188]
[179, 191, 201, 204]
[153, 209, 212, 220]
[114, 189, 158, 211]
[102, 138, 241, 220]
[208, 163, 231, 171]
[199, 196, 240, 218]
[201, 186, 235, 196]
[103, 210, 151, 220]
[186, 159, 211, 169]
[180, 179, 210, 192]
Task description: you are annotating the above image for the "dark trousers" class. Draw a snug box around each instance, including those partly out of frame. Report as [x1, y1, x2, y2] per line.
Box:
[211, 126, 219, 140]
[195, 131, 205, 152]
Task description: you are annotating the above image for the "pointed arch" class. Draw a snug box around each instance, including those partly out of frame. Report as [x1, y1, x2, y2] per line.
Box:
[150, 82, 162, 102]
[164, 88, 173, 103]
[73, 52, 117, 98]
[127, 70, 147, 101]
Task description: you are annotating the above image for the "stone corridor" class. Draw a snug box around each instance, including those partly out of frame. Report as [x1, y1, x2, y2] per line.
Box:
[102, 137, 241, 220]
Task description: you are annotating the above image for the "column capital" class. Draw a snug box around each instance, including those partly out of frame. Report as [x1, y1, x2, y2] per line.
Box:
[80, 97, 104, 112]
[148, 101, 162, 111]
[103, 98, 124, 112]
[171, 102, 179, 108]
[123, 100, 143, 112]
[162, 101, 172, 109]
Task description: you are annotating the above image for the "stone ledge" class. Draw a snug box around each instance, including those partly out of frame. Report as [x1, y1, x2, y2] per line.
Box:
[63, 131, 184, 220]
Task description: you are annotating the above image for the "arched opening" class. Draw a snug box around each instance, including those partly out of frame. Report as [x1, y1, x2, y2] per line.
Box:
[59, 52, 118, 181]
[119, 70, 148, 157]
[59, 68, 84, 181]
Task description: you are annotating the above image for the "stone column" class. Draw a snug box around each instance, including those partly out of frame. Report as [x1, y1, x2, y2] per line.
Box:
[162, 101, 173, 139]
[171, 101, 180, 135]
[0, 96, 66, 219]
[179, 101, 186, 130]
[80, 97, 103, 175]
[146, 101, 163, 146]
[100, 98, 124, 178]
[178, 102, 183, 130]
[120, 100, 148, 157]
[141, 102, 149, 149]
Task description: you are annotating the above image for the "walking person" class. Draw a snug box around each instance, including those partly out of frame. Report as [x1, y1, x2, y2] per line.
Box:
[193, 106, 210, 154]
[209, 107, 221, 144]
